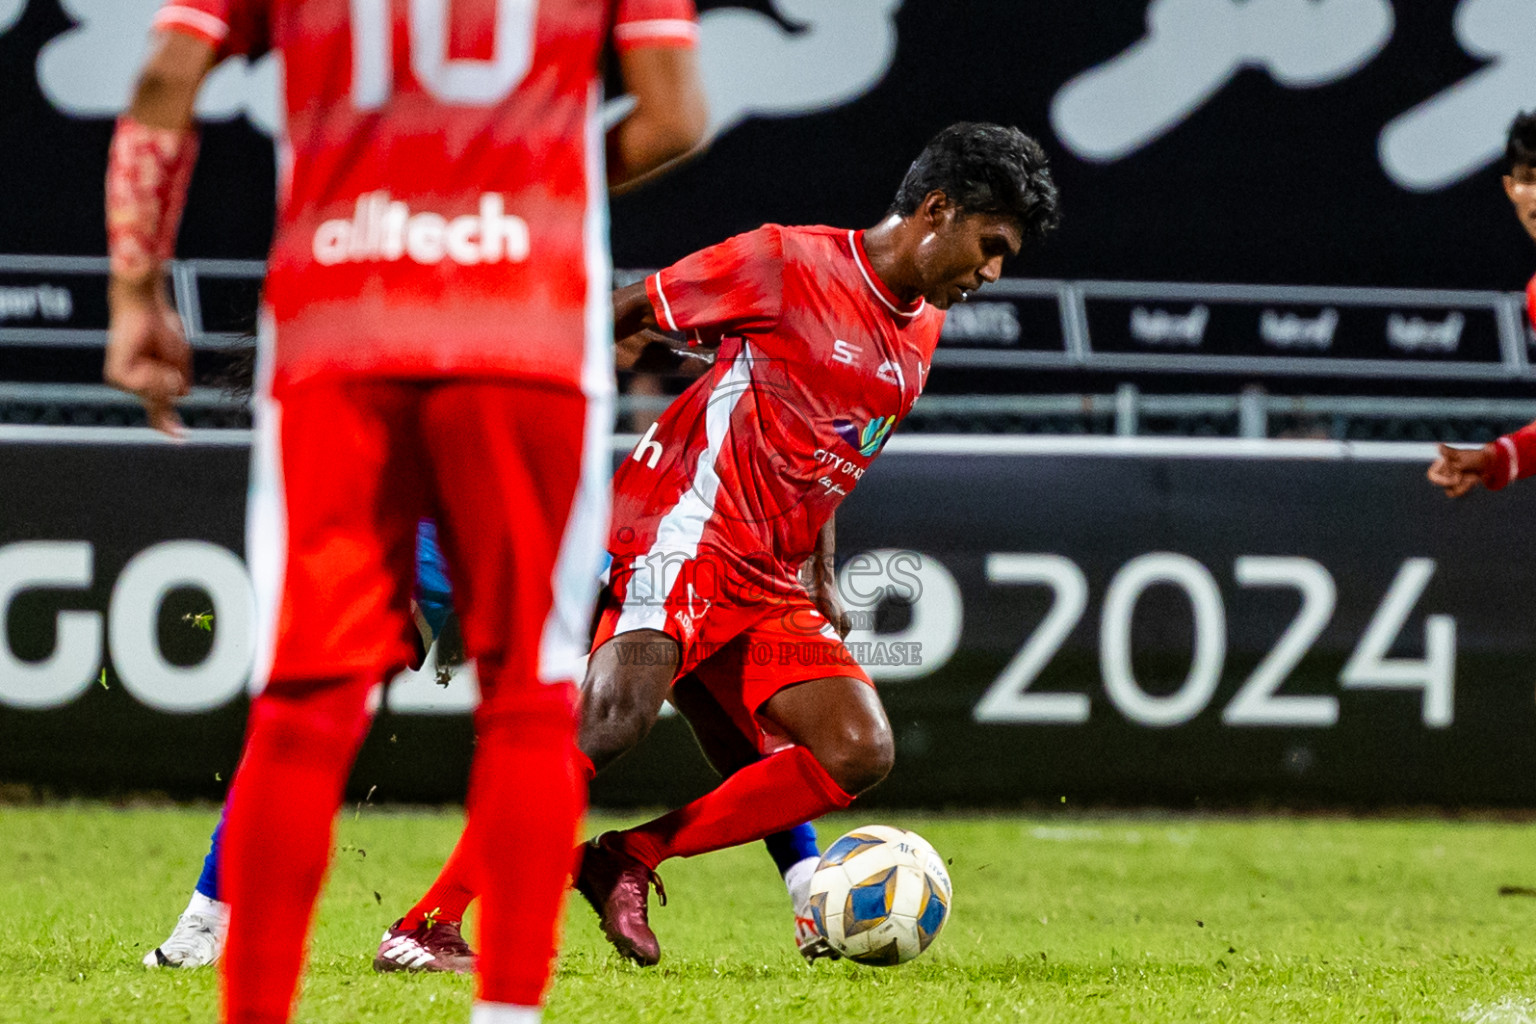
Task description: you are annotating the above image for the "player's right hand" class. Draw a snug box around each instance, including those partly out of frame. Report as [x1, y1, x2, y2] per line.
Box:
[1426, 442, 1490, 499]
[105, 283, 191, 438]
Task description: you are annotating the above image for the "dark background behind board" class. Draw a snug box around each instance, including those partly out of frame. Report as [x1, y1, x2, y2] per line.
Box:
[5, 439, 1536, 809]
[0, 0, 1531, 292]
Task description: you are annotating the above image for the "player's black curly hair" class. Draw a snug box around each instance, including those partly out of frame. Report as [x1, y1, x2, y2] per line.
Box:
[1506, 111, 1536, 173]
[889, 122, 1060, 246]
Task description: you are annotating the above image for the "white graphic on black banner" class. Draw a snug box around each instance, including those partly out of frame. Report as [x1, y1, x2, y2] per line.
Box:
[31, 0, 900, 143]
[0, 0, 25, 37]
[1379, 0, 1536, 192]
[697, 0, 901, 136]
[1051, 0, 1394, 163]
[37, 0, 281, 134]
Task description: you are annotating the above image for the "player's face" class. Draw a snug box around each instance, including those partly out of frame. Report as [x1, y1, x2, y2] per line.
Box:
[914, 202, 1024, 310]
[1503, 163, 1536, 243]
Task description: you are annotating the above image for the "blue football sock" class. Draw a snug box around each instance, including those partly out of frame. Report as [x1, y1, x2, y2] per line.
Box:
[414, 520, 455, 637]
[194, 807, 226, 901]
[764, 821, 820, 876]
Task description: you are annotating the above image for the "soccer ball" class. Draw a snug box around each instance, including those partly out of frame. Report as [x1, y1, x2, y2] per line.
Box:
[806, 824, 951, 966]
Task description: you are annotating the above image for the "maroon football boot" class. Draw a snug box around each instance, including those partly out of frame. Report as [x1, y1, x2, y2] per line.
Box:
[574, 833, 668, 966]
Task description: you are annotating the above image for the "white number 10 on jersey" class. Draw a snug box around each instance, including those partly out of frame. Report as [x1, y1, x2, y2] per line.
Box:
[350, 0, 538, 109]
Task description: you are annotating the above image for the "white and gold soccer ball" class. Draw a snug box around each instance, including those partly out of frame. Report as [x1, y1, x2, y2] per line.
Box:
[806, 824, 951, 965]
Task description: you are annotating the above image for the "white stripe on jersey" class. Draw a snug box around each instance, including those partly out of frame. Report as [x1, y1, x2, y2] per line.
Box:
[615, 344, 756, 634]
[245, 309, 286, 696]
[537, 83, 617, 685]
[651, 274, 681, 332]
[613, 19, 701, 44]
[153, 6, 231, 43]
[847, 229, 924, 319]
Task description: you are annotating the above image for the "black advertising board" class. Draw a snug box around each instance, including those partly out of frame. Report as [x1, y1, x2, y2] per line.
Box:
[6, 429, 1536, 808]
[1075, 283, 1520, 379]
[933, 282, 1075, 364]
[0, 255, 109, 347]
[15, 256, 1528, 382]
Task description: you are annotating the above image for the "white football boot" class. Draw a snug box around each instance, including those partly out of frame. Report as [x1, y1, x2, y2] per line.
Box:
[785, 856, 840, 962]
[143, 892, 228, 968]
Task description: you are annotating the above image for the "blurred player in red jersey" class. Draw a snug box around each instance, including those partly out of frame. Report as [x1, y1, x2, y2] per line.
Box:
[1428, 112, 1536, 497]
[104, 1, 705, 1021]
[387, 123, 1060, 968]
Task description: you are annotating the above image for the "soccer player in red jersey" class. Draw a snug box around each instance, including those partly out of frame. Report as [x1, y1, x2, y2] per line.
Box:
[380, 123, 1059, 969]
[104, 2, 705, 1022]
[1428, 112, 1536, 497]
[572, 121, 1059, 965]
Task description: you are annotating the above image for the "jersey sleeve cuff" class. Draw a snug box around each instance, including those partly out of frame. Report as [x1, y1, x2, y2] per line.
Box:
[1482, 438, 1515, 491]
[613, 19, 701, 51]
[646, 273, 682, 332]
[152, 5, 231, 48]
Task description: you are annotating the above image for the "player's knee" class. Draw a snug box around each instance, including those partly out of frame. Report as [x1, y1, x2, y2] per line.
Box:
[578, 664, 672, 764]
[816, 719, 894, 796]
[583, 676, 657, 736]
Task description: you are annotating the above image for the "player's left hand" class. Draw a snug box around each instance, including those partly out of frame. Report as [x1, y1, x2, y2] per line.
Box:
[1427, 442, 1490, 498]
[106, 282, 191, 438]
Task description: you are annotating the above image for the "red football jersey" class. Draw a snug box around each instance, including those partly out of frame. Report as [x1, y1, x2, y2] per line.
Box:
[1526, 272, 1536, 330]
[153, 0, 697, 395]
[610, 225, 946, 594]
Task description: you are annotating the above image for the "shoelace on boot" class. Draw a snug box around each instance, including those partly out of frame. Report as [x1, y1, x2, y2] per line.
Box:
[615, 865, 667, 910]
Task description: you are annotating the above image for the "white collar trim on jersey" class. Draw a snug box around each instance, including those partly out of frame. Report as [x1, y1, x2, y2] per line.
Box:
[848, 230, 926, 320]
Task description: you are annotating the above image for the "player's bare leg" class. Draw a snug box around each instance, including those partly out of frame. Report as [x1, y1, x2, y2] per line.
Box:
[754, 677, 895, 797]
[571, 630, 679, 964]
[577, 628, 680, 772]
[583, 675, 890, 965]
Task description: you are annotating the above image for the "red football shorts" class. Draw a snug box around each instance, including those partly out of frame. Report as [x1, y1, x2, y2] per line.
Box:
[590, 551, 873, 754]
[246, 377, 609, 705]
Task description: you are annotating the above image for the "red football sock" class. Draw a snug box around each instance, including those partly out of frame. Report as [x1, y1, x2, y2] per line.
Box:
[612, 745, 853, 871]
[221, 676, 375, 1024]
[402, 831, 477, 928]
[471, 674, 584, 1009]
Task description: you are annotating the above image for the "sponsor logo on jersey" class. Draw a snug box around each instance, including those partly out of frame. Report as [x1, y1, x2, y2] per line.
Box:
[312, 192, 530, 268]
[832, 339, 862, 365]
[834, 415, 896, 457]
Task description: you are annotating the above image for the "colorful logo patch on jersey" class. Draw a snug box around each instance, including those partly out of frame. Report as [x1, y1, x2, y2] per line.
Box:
[834, 415, 896, 457]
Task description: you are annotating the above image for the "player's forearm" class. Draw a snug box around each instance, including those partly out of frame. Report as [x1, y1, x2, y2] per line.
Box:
[607, 122, 707, 193]
[1482, 421, 1536, 490]
[613, 281, 661, 340]
[607, 46, 708, 191]
[108, 33, 213, 295]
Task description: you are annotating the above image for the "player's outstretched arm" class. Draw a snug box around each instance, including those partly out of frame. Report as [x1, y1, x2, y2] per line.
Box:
[1430, 422, 1536, 497]
[607, 37, 708, 193]
[104, 30, 216, 437]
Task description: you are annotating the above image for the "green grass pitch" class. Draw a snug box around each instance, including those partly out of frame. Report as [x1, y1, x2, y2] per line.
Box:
[9, 804, 1536, 1023]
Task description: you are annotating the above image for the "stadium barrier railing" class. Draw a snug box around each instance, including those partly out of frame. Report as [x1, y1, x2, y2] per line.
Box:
[2, 254, 1530, 377]
[3, 381, 1534, 443]
[4, 254, 1534, 440]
